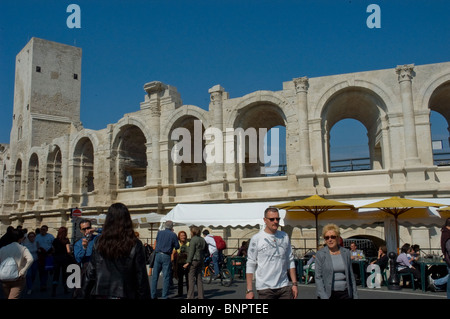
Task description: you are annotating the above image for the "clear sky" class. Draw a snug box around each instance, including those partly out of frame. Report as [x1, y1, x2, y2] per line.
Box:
[1, 0, 450, 154]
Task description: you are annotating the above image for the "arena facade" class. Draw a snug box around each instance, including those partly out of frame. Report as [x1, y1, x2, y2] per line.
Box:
[1, 37, 449, 252]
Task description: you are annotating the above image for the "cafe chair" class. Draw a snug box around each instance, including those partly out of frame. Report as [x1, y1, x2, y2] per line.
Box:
[398, 272, 416, 290]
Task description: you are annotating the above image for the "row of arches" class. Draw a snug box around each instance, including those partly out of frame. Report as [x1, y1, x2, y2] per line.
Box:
[4, 77, 450, 205]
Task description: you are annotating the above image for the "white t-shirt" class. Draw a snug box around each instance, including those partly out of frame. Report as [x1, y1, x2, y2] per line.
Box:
[246, 229, 295, 290]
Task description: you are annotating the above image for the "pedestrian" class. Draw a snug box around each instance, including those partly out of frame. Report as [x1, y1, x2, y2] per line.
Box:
[73, 219, 101, 267]
[82, 202, 150, 299]
[246, 207, 298, 299]
[174, 230, 189, 297]
[35, 225, 55, 292]
[440, 217, 450, 299]
[315, 223, 358, 299]
[22, 231, 38, 295]
[183, 226, 207, 299]
[0, 226, 14, 248]
[151, 220, 179, 299]
[51, 226, 71, 296]
[0, 229, 33, 299]
[203, 229, 222, 280]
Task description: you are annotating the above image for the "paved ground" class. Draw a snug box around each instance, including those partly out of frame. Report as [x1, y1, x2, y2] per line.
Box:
[2, 273, 447, 300]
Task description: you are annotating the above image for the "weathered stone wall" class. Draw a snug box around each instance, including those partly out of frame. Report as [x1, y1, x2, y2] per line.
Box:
[1, 38, 450, 252]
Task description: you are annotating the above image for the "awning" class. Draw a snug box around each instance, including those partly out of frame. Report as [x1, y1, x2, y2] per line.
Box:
[159, 202, 286, 229]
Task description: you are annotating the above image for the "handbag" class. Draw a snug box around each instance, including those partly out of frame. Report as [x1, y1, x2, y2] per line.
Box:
[0, 257, 19, 281]
[148, 251, 156, 268]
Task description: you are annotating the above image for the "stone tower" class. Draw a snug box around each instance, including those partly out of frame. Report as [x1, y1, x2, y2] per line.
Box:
[10, 37, 82, 154]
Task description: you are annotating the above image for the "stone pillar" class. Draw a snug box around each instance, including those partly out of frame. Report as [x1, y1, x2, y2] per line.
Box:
[208, 85, 225, 179]
[395, 64, 421, 166]
[293, 77, 313, 173]
[207, 85, 227, 199]
[144, 81, 165, 185]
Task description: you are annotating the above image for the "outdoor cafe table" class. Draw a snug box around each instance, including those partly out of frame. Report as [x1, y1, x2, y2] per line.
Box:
[352, 259, 368, 288]
[418, 259, 447, 292]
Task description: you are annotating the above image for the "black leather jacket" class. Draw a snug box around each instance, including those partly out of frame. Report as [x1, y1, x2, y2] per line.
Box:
[82, 239, 150, 299]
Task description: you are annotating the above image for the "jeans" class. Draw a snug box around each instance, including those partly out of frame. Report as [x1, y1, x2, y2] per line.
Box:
[26, 260, 39, 290]
[212, 251, 220, 276]
[151, 252, 172, 299]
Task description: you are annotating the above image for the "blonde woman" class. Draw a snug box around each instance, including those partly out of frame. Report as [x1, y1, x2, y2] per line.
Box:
[315, 224, 358, 299]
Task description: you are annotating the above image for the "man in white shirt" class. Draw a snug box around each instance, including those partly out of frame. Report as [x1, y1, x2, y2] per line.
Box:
[202, 229, 221, 279]
[246, 207, 298, 299]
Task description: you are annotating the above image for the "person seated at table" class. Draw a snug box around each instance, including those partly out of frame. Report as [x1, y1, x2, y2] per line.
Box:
[237, 241, 248, 257]
[370, 245, 388, 272]
[350, 242, 364, 260]
[397, 243, 421, 287]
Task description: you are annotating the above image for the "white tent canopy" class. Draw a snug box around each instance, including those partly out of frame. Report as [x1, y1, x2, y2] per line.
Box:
[159, 202, 286, 229]
[87, 212, 164, 226]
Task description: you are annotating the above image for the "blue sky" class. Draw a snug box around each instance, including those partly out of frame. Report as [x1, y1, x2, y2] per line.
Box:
[1, 0, 450, 155]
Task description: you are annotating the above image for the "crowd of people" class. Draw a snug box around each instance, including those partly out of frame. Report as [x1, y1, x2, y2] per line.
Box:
[0, 203, 449, 300]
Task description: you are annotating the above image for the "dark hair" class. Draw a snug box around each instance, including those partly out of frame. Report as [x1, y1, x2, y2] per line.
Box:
[264, 207, 279, 217]
[191, 226, 201, 237]
[96, 203, 137, 259]
[11, 229, 25, 242]
[56, 227, 68, 241]
[443, 217, 450, 229]
[202, 229, 210, 236]
[79, 219, 92, 229]
[400, 243, 411, 254]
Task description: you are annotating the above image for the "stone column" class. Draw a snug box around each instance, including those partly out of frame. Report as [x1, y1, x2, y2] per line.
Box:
[208, 85, 225, 179]
[144, 81, 165, 185]
[395, 64, 421, 166]
[293, 77, 313, 173]
[207, 85, 227, 199]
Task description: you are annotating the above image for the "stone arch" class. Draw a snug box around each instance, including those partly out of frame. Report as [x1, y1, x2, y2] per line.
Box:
[14, 158, 22, 203]
[320, 86, 389, 172]
[73, 137, 95, 193]
[231, 92, 288, 178]
[111, 123, 147, 189]
[162, 105, 209, 140]
[27, 153, 39, 200]
[168, 114, 207, 184]
[420, 74, 450, 166]
[46, 145, 62, 198]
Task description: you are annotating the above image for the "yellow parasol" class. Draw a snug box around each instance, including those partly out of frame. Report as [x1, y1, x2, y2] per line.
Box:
[274, 195, 356, 248]
[358, 196, 444, 251]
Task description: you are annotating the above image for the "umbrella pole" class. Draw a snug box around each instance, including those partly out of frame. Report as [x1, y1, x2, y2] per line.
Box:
[315, 214, 319, 249]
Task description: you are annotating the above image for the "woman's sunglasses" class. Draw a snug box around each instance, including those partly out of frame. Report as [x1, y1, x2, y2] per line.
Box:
[324, 235, 337, 240]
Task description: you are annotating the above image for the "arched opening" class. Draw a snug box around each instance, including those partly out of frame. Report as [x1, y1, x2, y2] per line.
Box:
[329, 119, 370, 172]
[27, 153, 39, 200]
[14, 159, 22, 202]
[322, 88, 386, 172]
[113, 125, 147, 189]
[234, 103, 286, 178]
[73, 138, 95, 193]
[169, 116, 206, 184]
[46, 146, 62, 197]
[428, 81, 450, 166]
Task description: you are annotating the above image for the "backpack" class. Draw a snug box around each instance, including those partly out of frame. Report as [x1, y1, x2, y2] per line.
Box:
[213, 236, 227, 251]
[0, 257, 19, 281]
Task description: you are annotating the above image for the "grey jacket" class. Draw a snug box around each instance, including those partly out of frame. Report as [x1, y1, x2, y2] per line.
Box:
[315, 246, 358, 299]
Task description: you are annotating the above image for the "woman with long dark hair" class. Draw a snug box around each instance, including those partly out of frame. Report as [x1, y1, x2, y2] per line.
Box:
[83, 203, 150, 299]
[51, 226, 71, 296]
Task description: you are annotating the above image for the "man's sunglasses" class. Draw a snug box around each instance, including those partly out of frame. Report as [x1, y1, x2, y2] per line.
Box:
[266, 217, 280, 222]
[81, 226, 92, 231]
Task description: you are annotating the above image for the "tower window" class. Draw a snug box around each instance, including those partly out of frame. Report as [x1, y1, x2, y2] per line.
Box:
[73, 73, 78, 80]
[36, 66, 41, 72]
